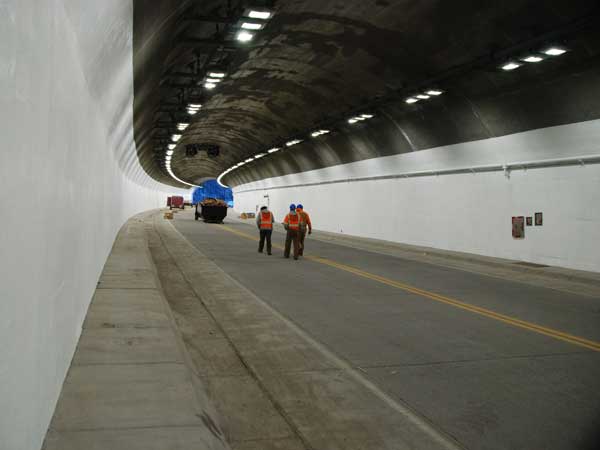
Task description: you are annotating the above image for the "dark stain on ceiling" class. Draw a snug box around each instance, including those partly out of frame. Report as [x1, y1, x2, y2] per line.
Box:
[132, 0, 600, 188]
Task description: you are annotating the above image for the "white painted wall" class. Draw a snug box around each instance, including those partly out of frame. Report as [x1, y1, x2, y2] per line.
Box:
[0, 2, 188, 449]
[233, 120, 600, 272]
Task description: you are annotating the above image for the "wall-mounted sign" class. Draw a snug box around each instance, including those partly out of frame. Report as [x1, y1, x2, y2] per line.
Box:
[526, 217, 533, 226]
[512, 216, 525, 239]
[535, 212, 543, 226]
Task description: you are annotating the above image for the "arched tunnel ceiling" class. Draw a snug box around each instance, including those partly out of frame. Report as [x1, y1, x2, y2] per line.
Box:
[133, 0, 600, 188]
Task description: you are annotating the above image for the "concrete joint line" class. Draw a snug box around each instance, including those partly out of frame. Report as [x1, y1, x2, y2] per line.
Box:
[152, 217, 315, 450]
[140, 220, 230, 448]
[160, 215, 466, 450]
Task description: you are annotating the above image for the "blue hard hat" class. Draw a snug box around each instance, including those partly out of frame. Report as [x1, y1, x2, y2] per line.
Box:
[289, 204, 296, 211]
[297, 204, 303, 209]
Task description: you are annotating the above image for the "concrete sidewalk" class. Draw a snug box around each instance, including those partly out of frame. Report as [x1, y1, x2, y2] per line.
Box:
[43, 212, 229, 450]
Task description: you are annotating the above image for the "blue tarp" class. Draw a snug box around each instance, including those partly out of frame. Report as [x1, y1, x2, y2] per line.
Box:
[192, 179, 233, 207]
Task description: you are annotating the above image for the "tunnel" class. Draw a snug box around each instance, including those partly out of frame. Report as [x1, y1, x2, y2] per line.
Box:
[2, 1, 600, 449]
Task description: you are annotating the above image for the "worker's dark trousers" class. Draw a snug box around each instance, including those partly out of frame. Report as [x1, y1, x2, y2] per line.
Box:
[258, 229, 272, 253]
[298, 230, 307, 255]
[284, 230, 300, 259]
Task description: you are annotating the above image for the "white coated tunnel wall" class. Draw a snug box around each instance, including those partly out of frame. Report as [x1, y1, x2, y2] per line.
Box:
[0, 2, 188, 450]
[233, 120, 600, 273]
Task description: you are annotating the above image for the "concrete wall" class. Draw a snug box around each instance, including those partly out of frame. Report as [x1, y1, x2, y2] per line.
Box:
[0, 2, 188, 450]
[233, 120, 600, 273]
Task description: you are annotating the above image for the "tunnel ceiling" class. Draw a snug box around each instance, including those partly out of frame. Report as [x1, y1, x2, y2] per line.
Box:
[133, 0, 600, 188]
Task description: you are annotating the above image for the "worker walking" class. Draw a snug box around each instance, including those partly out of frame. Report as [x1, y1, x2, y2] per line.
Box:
[296, 204, 312, 256]
[283, 204, 303, 260]
[256, 206, 274, 255]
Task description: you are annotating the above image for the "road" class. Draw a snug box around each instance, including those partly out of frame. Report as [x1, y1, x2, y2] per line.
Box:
[172, 211, 600, 450]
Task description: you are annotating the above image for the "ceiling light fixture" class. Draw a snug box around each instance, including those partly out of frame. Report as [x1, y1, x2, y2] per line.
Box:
[166, 150, 174, 156]
[176, 123, 189, 131]
[204, 82, 217, 89]
[311, 129, 330, 137]
[426, 89, 443, 96]
[286, 139, 302, 147]
[543, 46, 567, 56]
[501, 61, 521, 71]
[208, 72, 225, 78]
[245, 158, 253, 163]
[521, 55, 544, 63]
[236, 31, 254, 42]
[254, 153, 266, 159]
[171, 134, 181, 142]
[348, 118, 358, 124]
[206, 78, 222, 83]
[405, 97, 419, 104]
[267, 147, 281, 153]
[360, 114, 374, 119]
[248, 10, 272, 20]
[242, 22, 263, 30]
[416, 94, 430, 99]
[168, 144, 176, 150]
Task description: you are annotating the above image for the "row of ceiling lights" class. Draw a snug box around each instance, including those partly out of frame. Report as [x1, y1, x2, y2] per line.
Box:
[215, 110, 383, 186]
[161, 8, 274, 186]
[500, 45, 568, 71]
[169, 25, 571, 188]
[215, 43, 572, 186]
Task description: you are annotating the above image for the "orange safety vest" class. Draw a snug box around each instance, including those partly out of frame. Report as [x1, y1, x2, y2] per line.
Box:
[260, 211, 273, 229]
[285, 213, 300, 230]
[297, 210, 311, 230]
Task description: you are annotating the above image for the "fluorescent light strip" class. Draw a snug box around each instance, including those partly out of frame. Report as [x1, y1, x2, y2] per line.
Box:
[242, 22, 263, 30]
[267, 147, 281, 153]
[286, 139, 302, 147]
[521, 55, 543, 63]
[204, 82, 217, 89]
[206, 78, 222, 83]
[172, 134, 181, 142]
[248, 10, 271, 20]
[543, 47, 566, 56]
[237, 31, 254, 42]
[208, 72, 225, 78]
[501, 62, 521, 71]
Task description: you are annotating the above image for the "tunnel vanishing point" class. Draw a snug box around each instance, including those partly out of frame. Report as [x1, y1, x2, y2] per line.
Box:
[2, 1, 600, 450]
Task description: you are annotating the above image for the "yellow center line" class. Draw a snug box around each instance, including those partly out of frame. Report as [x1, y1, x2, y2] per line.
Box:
[219, 225, 600, 352]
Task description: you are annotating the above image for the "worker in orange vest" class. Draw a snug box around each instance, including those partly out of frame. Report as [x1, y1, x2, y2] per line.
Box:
[256, 206, 274, 255]
[295, 204, 312, 256]
[283, 204, 303, 260]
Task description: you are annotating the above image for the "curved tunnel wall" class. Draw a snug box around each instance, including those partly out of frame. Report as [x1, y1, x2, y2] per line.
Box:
[0, 2, 188, 449]
[233, 119, 600, 272]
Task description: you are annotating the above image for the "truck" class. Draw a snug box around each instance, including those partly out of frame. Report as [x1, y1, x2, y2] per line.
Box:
[167, 196, 184, 210]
